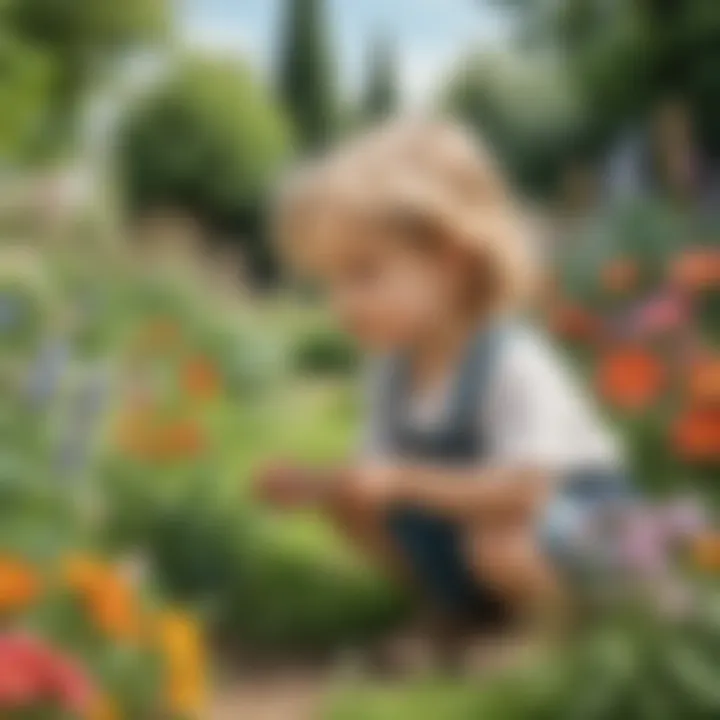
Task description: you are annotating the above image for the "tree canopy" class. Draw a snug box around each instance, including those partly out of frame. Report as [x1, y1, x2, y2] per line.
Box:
[488, 0, 720, 154]
[444, 50, 584, 193]
[277, 0, 336, 152]
[0, 0, 168, 160]
[119, 57, 292, 274]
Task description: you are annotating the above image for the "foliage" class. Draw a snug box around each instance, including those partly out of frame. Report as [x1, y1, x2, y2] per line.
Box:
[7, 237, 399, 652]
[0, 0, 168, 159]
[292, 323, 359, 376]
[444, 49, 584, 192]
[0, 34, 54, 161]
[277, 0, 337, 151]
[119, 57, 292, 275]
[545, 202, 719, 492]
[327, 595, 720, 719]
[490, 0, 720, 154]
[0, 554, 206, 718]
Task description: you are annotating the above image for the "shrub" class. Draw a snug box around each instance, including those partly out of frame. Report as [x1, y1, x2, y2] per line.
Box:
[119, 56, 292, 276]
[292, 324, 359, 376]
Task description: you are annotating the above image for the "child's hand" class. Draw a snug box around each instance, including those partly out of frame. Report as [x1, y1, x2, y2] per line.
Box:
[254, 461, 326, 509]
[254, 462, 403, 511]
[339, 464, 403, 509]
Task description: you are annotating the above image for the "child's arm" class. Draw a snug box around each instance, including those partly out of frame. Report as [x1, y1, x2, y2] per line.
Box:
[343, 464, 552, 523]
[256, 462, 550, 522]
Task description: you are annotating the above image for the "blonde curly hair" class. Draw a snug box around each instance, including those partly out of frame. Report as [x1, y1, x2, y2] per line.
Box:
[275, 119, 537, 313]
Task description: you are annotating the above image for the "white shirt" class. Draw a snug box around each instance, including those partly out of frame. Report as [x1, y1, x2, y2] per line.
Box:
[363, 326, 621, 476]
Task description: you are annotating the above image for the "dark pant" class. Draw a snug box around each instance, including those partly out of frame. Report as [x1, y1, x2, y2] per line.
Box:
[387, 507, 507, 626]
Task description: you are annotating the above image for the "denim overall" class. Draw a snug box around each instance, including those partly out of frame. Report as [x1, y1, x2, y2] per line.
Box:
[381, 326, 631, 617]
[382, 326, 508, 624]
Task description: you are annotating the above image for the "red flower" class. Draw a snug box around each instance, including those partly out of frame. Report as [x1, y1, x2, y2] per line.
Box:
[596, 346, 666, 411]
[48, 656, 95, 715]
[0, 633, 96, 713]
[673, 407, 720, 463]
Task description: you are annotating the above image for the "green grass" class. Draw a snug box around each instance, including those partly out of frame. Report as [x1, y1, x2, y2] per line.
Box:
[325, 681, 486, 720]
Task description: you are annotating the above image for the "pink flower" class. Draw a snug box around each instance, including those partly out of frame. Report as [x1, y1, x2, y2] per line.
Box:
[628, 291, 688, 337]
[661, 497, 708, 539]
[620, 510, 668, 577]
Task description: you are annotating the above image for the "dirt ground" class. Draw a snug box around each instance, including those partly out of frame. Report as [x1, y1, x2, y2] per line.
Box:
[210, 671, 335, 720]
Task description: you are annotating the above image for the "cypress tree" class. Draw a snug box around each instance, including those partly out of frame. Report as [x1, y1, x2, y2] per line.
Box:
[277, 0, 336, 152]
[361, 31, 399, 122]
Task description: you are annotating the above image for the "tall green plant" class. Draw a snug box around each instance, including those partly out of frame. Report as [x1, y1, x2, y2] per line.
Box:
[277, 0, 337, 151]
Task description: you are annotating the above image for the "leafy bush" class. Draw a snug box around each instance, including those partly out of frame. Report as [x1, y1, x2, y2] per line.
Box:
[119, 56, 292, 274]
[326, 596, 720, 720]
[292, 324, 359, 376]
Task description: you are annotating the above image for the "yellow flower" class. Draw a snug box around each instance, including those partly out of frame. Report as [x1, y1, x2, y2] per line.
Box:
[87, 694, 121, 720]
[155, 610, 207, 716]
[0, 556, 41, 613]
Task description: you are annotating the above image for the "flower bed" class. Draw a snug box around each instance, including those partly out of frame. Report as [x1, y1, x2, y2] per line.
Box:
[0, 553, 206, 719]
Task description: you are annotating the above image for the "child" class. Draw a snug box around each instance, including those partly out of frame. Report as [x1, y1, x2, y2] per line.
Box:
[257, 120, 629, 639]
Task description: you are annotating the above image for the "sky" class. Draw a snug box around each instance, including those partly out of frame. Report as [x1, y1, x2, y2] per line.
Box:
[178, 0, 511, 107]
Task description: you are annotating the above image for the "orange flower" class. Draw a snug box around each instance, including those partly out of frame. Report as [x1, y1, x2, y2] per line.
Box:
[601, 258, 638, 294]
[691, 533, 720, 572]
[596, 347, 666, 411]
[670, 248, 720, 292]
[63, 555, 105, 594]
[115, 411, 205, 463]
[0, 557, 41, 613]
[547, 303, 602, 344]
[672, 407, 720, 463]
[182, 356, 221, 401]
[63, 556, 141, 641]
[155, 610, 206, 716]
[91, 582, 141, 640]
[687, 355, 720, 405]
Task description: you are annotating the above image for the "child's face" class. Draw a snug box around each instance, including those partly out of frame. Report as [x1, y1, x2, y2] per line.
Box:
[300, 211, 469, 351]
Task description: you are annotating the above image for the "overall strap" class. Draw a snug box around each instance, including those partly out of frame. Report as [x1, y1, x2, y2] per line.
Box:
[379, 323, 509, 458]
[446, 322, 508, 447]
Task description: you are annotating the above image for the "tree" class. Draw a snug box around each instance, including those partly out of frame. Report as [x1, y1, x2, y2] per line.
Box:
[488, 0, 720, 156]
[277, 0, 336, 152]
[444, 50, 584, 193]
[119, 57, 292, 276]
[0, 35, 54, 161]
[361, 32, 399, 123]
[1, 0, 168, 159]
